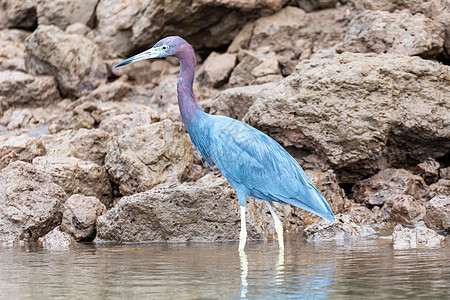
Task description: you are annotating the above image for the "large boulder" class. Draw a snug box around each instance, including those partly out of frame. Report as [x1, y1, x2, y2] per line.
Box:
[61, 194, 106, 240]
[202, 52, 237, 87]
[0, 161, 67, 241]
[245, 53, 450, 183]
[96, 175, 267, 242]
[0, 134, 46, 170]
[33, 156, 112, 207]
[105, 120, 193, 196]
[0, 0, 36, 30]
[36, 0, 98, 30]
[93, 0, 288, 56]
[0, 70, 60, 110]
[424, 195, 450, 232]
[25, 25, 107, 98]
[337, 10, 444, 58]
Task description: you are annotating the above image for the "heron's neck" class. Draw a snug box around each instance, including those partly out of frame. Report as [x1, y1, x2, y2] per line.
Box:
[176, 50, 203, 131]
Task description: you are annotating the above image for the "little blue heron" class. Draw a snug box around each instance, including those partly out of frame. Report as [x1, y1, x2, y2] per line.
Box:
[115, 36, 335, 251]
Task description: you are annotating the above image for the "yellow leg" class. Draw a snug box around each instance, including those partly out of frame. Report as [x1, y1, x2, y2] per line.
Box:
[238, 206, 247, 252]
[267, 202, 284, 250]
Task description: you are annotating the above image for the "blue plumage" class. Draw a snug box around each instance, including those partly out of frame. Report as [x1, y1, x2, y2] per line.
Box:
[115, 36, 335, 251]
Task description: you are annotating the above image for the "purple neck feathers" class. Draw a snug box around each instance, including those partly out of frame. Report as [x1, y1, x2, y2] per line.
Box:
[175, 45, 203, 131]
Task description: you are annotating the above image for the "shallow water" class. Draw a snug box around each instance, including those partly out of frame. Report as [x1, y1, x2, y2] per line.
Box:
[1, 234, 449, 299]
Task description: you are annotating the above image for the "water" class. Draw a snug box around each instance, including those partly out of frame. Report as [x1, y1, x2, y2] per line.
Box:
[1, 234, 449, 299]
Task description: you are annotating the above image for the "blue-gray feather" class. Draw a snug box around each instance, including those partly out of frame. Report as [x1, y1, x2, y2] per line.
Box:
[191, 112, 335, 223]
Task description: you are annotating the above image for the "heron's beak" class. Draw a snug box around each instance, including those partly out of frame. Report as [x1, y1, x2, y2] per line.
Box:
[114, 48, 159, 68]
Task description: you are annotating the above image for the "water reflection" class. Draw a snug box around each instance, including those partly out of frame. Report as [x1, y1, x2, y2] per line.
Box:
[0, 236, 448, 299]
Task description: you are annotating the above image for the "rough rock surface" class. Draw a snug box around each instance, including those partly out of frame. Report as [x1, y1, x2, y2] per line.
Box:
[61, 194, 106, 240]
[0, 161, 66, 241]
[424, 195, 450, 232]
[38, 226, 76, 251]
[203, 52, 237, 87]
[25, 25, 107, 98]
[417, 157, 440, 185]
[337, 10, 444, 58]
[0, 29, 29, 72]
[36, 0, 98, 30]
[392, 224, 445, 250]
[304, 214, 376, 241]
[353, 169, 426, 207]
[0, 0, 37, 30]
[387, 195, 425, 225]
[33, 156, 112, 207]
[45, 128, 111, 165]
[0, 70, 60, 110]
[0, 134, 46, 170]
[105, 120, 193, 196]
[93, 0, 288, 55]
[201, 83, 276, 120]
[96, 175, 267, 242]
[245, 53, 450, 183]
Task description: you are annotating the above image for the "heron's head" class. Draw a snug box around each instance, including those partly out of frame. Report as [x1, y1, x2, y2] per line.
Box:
[114, 36, 192, 68]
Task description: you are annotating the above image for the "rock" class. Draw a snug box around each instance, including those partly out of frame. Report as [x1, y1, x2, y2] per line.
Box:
[387, 195, 425, 225]
[441, 167, 450, 180]
[424, 195, 450, 232]
[33, 156, 112, 207]
[0, 161, 66, 241]
[54, 99, 158, 132]
[99, 112, 153, 136]
[426, 179, 450, 200]
[0, 29, 29, 72]
[65, 23, 91, 36]
[150, 75, 178, 113]
[105, 120, 193, 196]
[93, 0, 287, 56]
[0, 134, 46, 170]
[0, 70, 60, 110]
[25, 25, 107, 98]
[45, 129, 111, 165]
[61, 194, 106, 240]
[392, 224, 445, 249]
[95, 175, 267, 242]
[347, 204, 378, 224]
[304, 214, 376, 241]
[203, 52, 237, 87]
[201, 83, 276, 120]
[240, 6, 350, 75]
[0, 0, 37, 30]
[36, 0, 98, 30]
[417, 157, 440, 185]
[337, 10, 444, 58]
[245, 53, 450, 183]
[83, 80, 132, 103]
[38, 226, 76, 251]
[295, 0, 339, 12]
[353, 169, 427, 207]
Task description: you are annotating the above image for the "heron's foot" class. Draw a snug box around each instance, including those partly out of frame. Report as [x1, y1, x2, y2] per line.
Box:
[239, 229, 247, 251]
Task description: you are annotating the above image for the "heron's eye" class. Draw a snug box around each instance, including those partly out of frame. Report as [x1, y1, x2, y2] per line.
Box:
[162, 45, 169, 51]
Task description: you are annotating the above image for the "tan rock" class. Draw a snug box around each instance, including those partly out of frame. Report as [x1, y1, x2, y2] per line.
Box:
[61, 194, 106, 240]
[392, 224, 445, 249]
[0, 29, 29, 72]
[36, 0, 98, 30]
[337, 10, 444, 58]
[0, 161, 66, 241]
[25, 25, 107, 98]
[0, 134, 46, 170]
[104, 120, 193, 195]
[39, 226, 76, 251]
[424, 195, 450, 231]
[203, 52, 237, 87]
[0, 0, 36, 30]
[417, 157, 440, 185]
[33, 156, 112, 207]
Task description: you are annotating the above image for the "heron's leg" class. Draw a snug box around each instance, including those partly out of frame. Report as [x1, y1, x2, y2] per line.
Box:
[267, 202, 284, 250]
[238, 205, 247, 252]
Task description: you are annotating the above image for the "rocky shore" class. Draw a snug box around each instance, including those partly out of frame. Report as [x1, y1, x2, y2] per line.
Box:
[0, 0, 449, 250]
